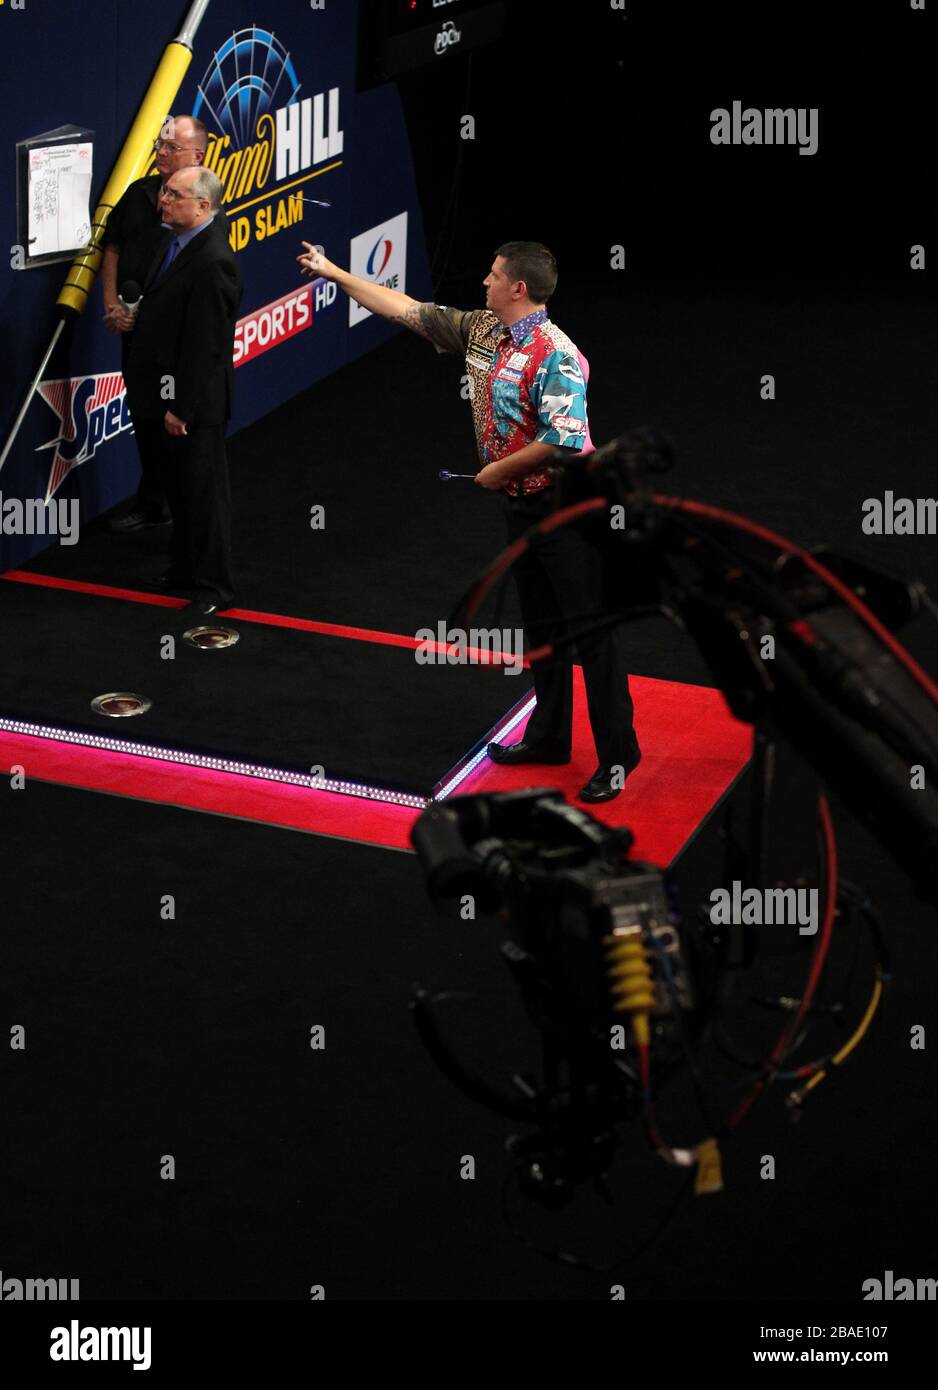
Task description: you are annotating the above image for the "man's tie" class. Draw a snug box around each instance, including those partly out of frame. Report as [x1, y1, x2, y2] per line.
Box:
[157, 236, 181, 280]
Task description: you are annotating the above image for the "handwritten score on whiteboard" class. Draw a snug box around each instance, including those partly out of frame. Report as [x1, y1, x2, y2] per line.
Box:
[28, 141, 93, 257]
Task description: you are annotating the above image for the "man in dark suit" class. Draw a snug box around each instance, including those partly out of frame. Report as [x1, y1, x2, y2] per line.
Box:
[102, 114, 209, 531]
[122, 166, 241, 615]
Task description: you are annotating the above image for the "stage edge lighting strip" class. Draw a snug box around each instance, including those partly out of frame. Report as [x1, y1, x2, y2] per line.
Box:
[433, 696, 536, 801]
[0, 717, 428, 811]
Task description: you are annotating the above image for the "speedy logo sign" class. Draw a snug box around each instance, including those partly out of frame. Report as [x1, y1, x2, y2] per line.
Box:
[36, 373, 132, 502]
[233, 276, 337, 367]
[349, 212, 408, 326]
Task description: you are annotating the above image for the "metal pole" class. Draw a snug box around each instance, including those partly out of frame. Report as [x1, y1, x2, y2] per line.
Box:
[176, 0, 212, 49]
[0, 319, 65, 474]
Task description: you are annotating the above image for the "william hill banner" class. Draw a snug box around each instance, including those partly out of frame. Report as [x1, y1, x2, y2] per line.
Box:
[0, 1, 431, 568]
[195, 29, 345, 250]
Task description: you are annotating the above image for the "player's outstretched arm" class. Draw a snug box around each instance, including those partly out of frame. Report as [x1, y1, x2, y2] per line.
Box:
[297, 242, 430, 339]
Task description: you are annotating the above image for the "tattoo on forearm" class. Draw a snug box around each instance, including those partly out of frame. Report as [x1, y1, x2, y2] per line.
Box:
[392, 302, 432, 339]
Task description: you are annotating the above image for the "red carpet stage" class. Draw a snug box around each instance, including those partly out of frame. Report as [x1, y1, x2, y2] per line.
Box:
[0, 568, 751, 861]
[460, 669, 752, 864]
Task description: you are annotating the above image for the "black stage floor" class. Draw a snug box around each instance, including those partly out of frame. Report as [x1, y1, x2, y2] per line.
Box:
[4, 777, 938, 1301]
[0, 580, 524, 795]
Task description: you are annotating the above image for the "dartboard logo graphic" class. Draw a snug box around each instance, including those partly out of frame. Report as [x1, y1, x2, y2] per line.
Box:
[193, 27, 302, 149]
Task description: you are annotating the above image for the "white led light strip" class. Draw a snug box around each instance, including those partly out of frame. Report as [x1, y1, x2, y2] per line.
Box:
[433, 696, 536, 801]
[0, 716, 428, 811]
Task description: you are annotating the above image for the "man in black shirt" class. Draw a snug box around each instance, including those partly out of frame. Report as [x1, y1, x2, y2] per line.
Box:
[102, 115, 209, 530]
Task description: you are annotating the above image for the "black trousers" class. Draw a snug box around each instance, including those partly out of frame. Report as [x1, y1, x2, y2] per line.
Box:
[122, 342, 169, 521]
[133, 450, 171, 522]
[134, 419, 235, 604]
[505, 487, 638, 768]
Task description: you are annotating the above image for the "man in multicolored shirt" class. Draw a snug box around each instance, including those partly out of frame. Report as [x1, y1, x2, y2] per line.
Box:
[297, 239, 640, 801]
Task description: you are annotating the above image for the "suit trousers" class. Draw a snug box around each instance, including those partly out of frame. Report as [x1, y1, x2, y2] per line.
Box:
[134, 420, 235, 604]
[505, 486, 638, 768]
[122, 339, 169, 520]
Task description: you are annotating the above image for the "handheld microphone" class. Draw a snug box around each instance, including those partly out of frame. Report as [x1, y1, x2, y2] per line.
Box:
[118, 281, 142, 320]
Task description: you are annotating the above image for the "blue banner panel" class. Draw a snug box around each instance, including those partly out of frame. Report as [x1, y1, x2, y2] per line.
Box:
[0, 0, 430, 569]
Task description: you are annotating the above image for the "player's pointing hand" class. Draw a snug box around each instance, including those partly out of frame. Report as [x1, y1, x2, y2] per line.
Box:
[298, 242, 333, 278]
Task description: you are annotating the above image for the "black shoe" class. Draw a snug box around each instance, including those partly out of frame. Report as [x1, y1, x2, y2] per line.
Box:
[487, 740, 571, 766]
[190, 593, 231, 616]
[578, 748, 642, 804]
[109, 509, 171, 532]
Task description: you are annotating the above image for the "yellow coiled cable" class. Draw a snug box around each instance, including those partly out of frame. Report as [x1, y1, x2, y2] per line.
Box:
[604, 931, 655, 1048]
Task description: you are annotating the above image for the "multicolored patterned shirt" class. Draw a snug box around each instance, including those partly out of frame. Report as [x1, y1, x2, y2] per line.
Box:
[417, 303, 590, 497]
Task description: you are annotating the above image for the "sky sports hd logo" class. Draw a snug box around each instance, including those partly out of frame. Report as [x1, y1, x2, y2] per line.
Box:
[349, 212, 408, 326]
[233, 276, 337, 366]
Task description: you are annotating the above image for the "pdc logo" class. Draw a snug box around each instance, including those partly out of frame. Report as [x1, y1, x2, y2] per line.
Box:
[434, 20, 462, 56]
[36, 373, 133, 500]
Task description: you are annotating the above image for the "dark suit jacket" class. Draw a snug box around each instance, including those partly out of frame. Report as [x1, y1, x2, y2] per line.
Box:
[123, 215, 242, 427]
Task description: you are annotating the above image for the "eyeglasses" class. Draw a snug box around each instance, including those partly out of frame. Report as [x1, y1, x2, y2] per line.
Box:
[160, 188, 205, 202]
[152, 139, 199, 154]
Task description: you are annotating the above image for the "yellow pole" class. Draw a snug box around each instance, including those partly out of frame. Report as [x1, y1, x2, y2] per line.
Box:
[57, 0, 211, 315]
